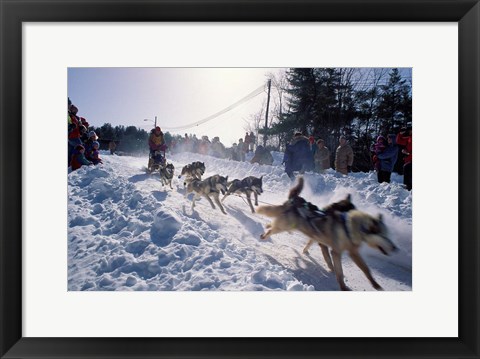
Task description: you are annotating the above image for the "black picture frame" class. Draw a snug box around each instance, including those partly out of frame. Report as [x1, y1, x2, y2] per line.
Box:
[1, 1, 479, 358]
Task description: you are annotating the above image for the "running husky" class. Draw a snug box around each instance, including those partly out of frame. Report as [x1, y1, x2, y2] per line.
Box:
[179, 161, 205, 182]
[256, 177, 397, 291]
[185, 174, 229, 214]
[222, 176, 263, 213]
[159, 163, 175, 189]
[300, 193, 356, 255]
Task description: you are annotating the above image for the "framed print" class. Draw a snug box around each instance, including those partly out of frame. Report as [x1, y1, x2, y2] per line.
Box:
[1, 0, 479, 358]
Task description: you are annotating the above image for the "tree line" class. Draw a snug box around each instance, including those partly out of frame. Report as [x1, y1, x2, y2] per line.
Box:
[90, 124, 174, 155]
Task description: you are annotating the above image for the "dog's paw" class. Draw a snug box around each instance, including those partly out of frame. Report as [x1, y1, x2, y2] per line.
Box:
[302, 248, 310, 255]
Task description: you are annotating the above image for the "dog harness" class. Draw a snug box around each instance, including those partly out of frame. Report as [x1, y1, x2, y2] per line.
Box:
[288, 197, 326, 233]
[338, 212, 352, 240]
[289, 197, 353, 240]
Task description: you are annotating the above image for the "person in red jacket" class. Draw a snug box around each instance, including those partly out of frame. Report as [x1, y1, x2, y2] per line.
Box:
[68, 104, 82, 165]
[396, 123, 412, 191]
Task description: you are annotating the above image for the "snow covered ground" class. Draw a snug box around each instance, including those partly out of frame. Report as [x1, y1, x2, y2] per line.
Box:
[68, 151, 412, 291]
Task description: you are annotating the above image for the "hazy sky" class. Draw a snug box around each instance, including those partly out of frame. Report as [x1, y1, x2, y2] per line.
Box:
[68, 68, 278, 146]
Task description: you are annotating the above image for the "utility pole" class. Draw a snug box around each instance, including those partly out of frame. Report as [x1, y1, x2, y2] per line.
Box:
[155, 116, 157, 128]
[263, 79, 271, 147]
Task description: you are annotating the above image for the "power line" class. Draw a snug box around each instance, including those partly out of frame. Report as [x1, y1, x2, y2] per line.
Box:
[162, 84, 265, 131]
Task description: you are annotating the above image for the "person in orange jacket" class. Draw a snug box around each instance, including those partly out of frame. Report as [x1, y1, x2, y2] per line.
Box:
[148, 126, 166, 171]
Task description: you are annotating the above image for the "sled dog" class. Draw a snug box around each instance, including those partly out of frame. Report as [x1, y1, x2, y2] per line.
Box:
[222, 176, 263, 213]
[159, 163, 175, 189]
[301, 193, 356, 255]
[185, 174, 229, 214]
[179, 161, 205, 181]
[256, 177, 397, 291]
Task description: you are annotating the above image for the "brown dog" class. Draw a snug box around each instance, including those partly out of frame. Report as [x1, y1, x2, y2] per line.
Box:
[257, 177, 397, 291]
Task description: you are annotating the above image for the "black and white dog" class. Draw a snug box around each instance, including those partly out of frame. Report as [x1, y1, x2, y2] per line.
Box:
[160, 163, 175, 189]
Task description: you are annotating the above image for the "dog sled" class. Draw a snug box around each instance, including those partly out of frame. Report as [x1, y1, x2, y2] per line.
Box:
[147, 149, 167, 174]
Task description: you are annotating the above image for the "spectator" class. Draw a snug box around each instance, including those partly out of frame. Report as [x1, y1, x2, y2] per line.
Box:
[370, 135, 387, 171]
[251, 145, 273, 165]
[70, 144, 92, 171]
[183, 133, 192, 152]
[244, 132, 251, 152]
[79, 125, 88, 143]
[84, 131, 99, 156]
[334, 135, 354, 175]
[308, 135, 315, 149]
[238, 138, 246, 161]
[68, 104, 82, 165]
[198, 136, 211, 155]
[108, 140, 117, 155]
[283, 132, 315, 179]
[78, 116, 89, 129]
[191, 134, 199, 152]
[313, 139, 330, 173]
[88, 141, 103, 165]
[396, 124, 412, 190]
[148, 126, 166, 171]
[230, 143, 240, 161]
[248, 131, 256, 152]
[376, 134, 399, 183]
[210, 136, 226, 158]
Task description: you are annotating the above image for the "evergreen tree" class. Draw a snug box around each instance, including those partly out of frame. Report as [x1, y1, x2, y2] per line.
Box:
[96, 123, 115, 140]
[377, 68, 412, 134]
[283, 68, 318, 133]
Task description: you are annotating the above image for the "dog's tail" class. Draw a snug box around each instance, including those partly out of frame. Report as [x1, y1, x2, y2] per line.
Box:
[256, 204, 286, 218]
[288, 176, 304, 199]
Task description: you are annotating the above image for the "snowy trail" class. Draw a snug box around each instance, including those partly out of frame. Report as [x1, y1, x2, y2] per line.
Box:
[68, 151, 412, 291]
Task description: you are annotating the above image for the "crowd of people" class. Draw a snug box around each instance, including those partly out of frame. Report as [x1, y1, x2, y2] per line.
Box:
[282, 133, 353, 179]
[282, 124, 412, 190]
[68, 98, 103, 171]
[167, 131, 273, 165]
[157, 124, 412, 190]
[368, 125, 412, 190]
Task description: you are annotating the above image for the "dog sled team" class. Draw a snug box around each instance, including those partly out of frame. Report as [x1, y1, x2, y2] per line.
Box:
[146, 127, 399, 291]
[168, 158, 399, 291]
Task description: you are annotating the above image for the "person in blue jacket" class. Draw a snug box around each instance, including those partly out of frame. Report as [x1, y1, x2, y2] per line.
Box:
[283, 132, 314, 179]
[376, 134, 399, 183]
